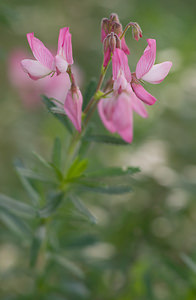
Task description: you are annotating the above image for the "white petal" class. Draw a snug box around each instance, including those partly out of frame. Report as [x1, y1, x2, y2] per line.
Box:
[21, 59, 52, 80]
[141, 61, 172, 84]
[55, 55, 68, 74]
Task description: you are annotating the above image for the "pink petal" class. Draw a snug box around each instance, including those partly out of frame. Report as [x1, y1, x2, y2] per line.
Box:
[101, 27, 107, 43]
[141, 61, 172, 84]
[98, 97, 116, 133]
[136, 39, 156, 79]
[112, 48, 131, 82]
[64, 88, 83, 132]
[57, 27, 73, 65]
[21, 59, 52, 80]
[126, 85, 148, 117]
[113, 92, 133, 143]
[103, 47, 111, 67]
[55, 54, 68, 74]
[131, 83, 157, 105]
[27, 33, 54, 70]
[121, 36, 130, 55]
[57, 27, 69, 54]
[113, 72, 128, 92]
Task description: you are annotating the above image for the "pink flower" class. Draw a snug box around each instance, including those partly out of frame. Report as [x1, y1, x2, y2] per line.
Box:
[10, 50, 82, 109]
[21, 33, 55, 80]
[98, 49, 147, 143]
[55, 27, 73, 75]
[64, 85, 83, 132]
[131, 39, 172, 105]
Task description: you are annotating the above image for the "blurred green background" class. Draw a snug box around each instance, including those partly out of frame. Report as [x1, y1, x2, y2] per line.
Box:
[1, 0, 196, 299]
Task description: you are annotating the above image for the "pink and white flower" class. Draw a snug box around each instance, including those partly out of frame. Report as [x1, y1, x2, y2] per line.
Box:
[55, 27, 73, 75]
[98, 49, 147, 143]
[21, 28, 74, 80]
[21, 33, 55, 80]
[131, 39, 172, 105]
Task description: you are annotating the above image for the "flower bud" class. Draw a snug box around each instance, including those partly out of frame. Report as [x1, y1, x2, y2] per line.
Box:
[64, 83, 83, 132]
[128, 22, 142, 41]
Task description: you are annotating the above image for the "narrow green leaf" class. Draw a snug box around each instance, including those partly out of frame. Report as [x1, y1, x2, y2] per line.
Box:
[75, 181, 132, 194]
[42, 95, 73, 133]
[0, 208, 32, 237]
[52, 137, 61, 169]
[181, 253, 196, 274]
[71, 195, 97, 224]
[83, 78, 97, 109]
[85, 166, 140, 178]
[39, 192, 64, 218]
[66, 157, 88, 180]
[48, 253, 84, 279]
[15, 166, 40, 206]
[32, 151, 52, 169]
[16, 167, 55, 183]
[30, 226, 45, 267]
[84, 134, 129, 145]
[0, 194, 37, 218]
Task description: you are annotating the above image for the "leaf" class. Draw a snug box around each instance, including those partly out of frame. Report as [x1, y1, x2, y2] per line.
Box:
[75, 181, 132, 194]
[83, 78, 97, 109]
[0, 194, 37, 219]
[42, 95, 73, 134]
[39, 192, 64, 218]
[70, 195, 97, 224]
[0, 208, 32, 237]
[16, 167, 55, 183]
[84, 134, 129, 145]
[15, 166, 40, 206]
[181, 253, 196, 274]
[52, 137, 61, 169]
[48, 253, 85, 279]
[85, 166, 140, 178]
[30, 226, 45, 267]
[50, 107, 67, 115]
[32, 151, 52, 169]
[66, 157, 88, 181]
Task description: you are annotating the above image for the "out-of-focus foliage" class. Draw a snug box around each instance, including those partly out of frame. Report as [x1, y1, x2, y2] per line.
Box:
[0, 0, 196, 299]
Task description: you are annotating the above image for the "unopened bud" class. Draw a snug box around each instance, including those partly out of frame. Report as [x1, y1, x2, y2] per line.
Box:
[128, 22, 142, 41]
[115, 35, 121, 49]
[109, 13, 120, 23]
[108, 32, 116, 53]
[112, 22, 122, 36]
[101, 13, 122, 42]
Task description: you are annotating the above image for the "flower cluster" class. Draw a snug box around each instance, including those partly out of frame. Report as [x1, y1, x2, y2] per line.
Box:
[21, 13, 172, 143]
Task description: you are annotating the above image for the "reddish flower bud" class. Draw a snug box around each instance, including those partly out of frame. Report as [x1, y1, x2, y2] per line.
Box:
[128, 22, 143, 42]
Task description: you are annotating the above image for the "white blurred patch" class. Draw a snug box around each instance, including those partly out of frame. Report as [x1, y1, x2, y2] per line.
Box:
[83, 242, 115, 259]
[166, 188, 189, 210]
[0, 244, 19, 272]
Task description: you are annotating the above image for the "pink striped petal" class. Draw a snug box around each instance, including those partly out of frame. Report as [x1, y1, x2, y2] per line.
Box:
[27, 33, 54, 70]
[57, 27, 73, 65]
[64, 88, 83, 132]
[113, 92, 133, 143]
[131, 83, 157, 105]
[121, 36, 130, 55]
[136, 39, 156, 79]
[103, 47, 111, 67]
[141, 61, 172, 84]
[112, 49, 131, 82]
[98, 97, 116, 133]
[21, 59, 52, 80]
